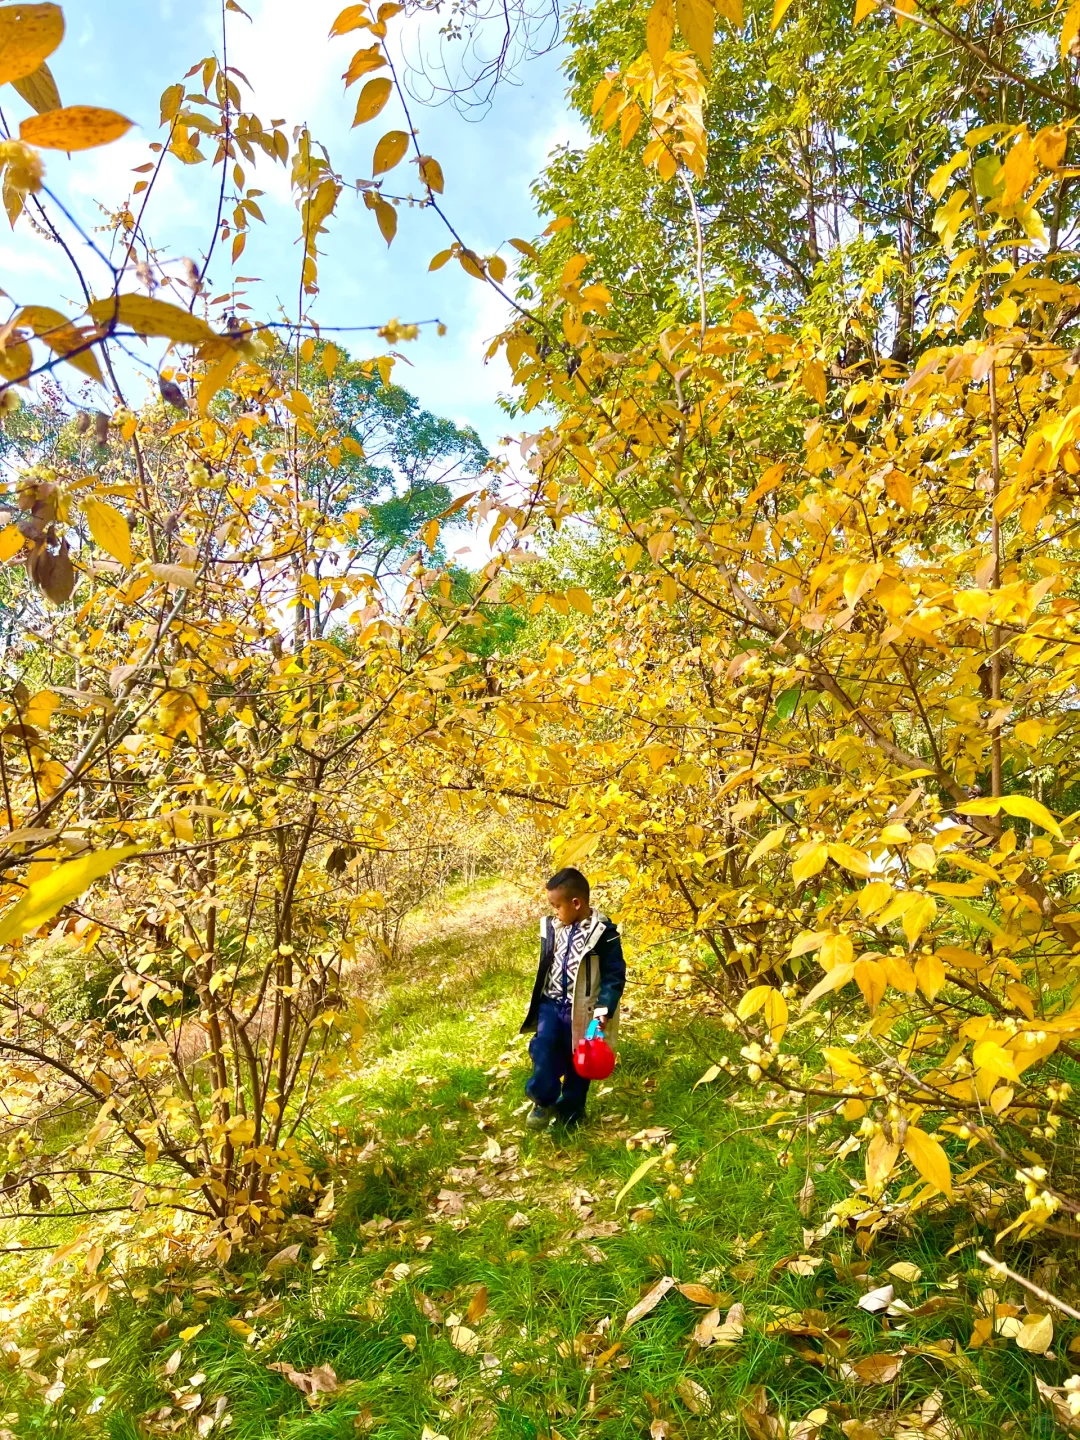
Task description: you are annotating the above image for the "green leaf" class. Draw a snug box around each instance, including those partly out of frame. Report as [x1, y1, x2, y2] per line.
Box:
[775, 685, 802, 721]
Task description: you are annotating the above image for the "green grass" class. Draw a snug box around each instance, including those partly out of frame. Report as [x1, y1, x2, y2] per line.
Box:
[2, 892, 1072, 1439]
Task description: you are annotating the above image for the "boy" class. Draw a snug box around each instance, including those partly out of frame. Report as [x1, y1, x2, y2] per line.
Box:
[520, 867, 626, 1131]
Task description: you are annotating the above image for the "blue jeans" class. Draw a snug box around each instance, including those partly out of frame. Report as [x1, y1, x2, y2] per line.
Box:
[526, 998, 590, 1122]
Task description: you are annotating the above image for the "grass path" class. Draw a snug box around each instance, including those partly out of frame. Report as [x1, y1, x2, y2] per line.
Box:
[5, 883, 1065, 1438]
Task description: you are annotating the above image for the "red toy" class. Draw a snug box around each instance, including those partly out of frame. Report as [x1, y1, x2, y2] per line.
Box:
[573, 1018, 616, 1079]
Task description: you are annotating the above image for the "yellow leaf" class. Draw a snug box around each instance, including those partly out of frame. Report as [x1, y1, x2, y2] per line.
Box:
[87, 295, 216, 347]
[827, 842, 871, 876]
[902, 893, 937, 946]
[884, 468, 912, 509]
[421, 519, 439, 550]
[647, 0, 675, 67]
[771, 0, 794, 27]
[791, 841, 827, 883]
[883, 953, 916, 993]
[178, 1324, 204, 1343]
[713, 0, 742, 25]
[763, 987, 788, 1044]
[419, 154, 444, 193]
[747, 825, 789, 866]
[693, 1064, 722, 1090]
[800, 962, 854, 1010]
[820, 932, 853, 969]
[1015, 1313, 1053, 1354]
[0, 845, 139, 942]
[197, 349, 241, 416]
[903, 1127, 952, 1197]
[865, 1132, 899, 1193]
[1034, 124, 1068, 170]
[614, 1152, 662, 1210]
[737, 984, 772, 1020]
[323, 343, 339, 378]
[373, 197, 397, 245]
[0, 524, 23, 562]
[20, 105, 131, 151]
[984, 297, 1018, 328]
[1063, 0, 1080, 58]
[566, 587, 594, 616]
[12, 58, 60, 114]
[330, 3, 369, 36]
[18, 304, 102, 384]
[853, 0, 876, 21]
[84, 498, 132, 566]
[343, 45, 386, 86]
[675, 0, 714, 68]
[854, 958, 886, 1014]
[373, 129, 409, 175]
[149, 563, 196, 589]
[1014, 718, 1043, 747]
[1000, 130, 1035, 207]
[972, 1040, 1022, 1084]
[24, 690, 57, 728]
[802, 358, 827, 405]
[914, 951, 945, 1001]
[857, 880, 892, 917]
[352, 76, 392, 125]
[1000, 794, 1063, 839]
[0, 2, 64, 86]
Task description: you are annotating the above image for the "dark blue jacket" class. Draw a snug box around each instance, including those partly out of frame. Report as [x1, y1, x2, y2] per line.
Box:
[520, 913, 626, 1035]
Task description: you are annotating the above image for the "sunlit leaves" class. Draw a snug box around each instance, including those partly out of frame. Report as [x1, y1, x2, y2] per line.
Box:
[0, 845, 138, 942]
[20, 104, 132, 150]
[84, 498, 131, 566]
[87, 294, 217, 347]
[0, 2, 63, 86]
[647, 0, 674, 69]
[352, 76, 391, 125]
[18, 303, 102, 383]
[418, 154, 444, 193]
[343, 45, 385, 87]
[903, 1128, 952, 1197]
[373, 129, 409, 175]
[11, 57, 59, 113]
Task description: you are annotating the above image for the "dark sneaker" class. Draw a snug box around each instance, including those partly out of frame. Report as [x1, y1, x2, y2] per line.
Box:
[553, 1111, 585, 1132]
[525, 1105, 556, 1131]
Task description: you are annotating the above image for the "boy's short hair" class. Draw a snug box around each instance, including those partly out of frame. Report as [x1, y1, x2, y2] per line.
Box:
[546, 867, 590, 902]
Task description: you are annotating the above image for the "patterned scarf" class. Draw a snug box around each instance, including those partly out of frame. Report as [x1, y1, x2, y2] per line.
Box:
[544, 918, 591, 1006]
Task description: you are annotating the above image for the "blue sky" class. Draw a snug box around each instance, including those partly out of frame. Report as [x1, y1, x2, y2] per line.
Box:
[1, 0, 583, 446]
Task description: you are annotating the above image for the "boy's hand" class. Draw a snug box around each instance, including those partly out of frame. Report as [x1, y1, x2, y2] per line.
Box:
[592, 1009, 607, 1030]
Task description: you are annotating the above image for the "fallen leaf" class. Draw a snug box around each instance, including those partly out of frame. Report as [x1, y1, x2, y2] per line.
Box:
[887, 1262, 922, 1284]
[695, 1301, 745, 1348]
[1036, 1376, 1080, 1435]
[1015, 1312, 1053, 1354]
[849, 1353, 903, 1384]
[163, 1349, 182, 1376]
[796, 1175, 815, 1217]
[858, 1284, 895, 1314]
[625, 1274, 677, 1327]
[507, 1211, 530, 1230]
[785, 1254, 825, 1277]
[676, 1282, 725, 1305]
[465, 1285, 488, 1324]
[449, 1324, 479, 1354]
[675, 1376, 711, 1414]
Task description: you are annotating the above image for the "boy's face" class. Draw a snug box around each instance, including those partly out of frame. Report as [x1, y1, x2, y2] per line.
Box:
[547, 885, 588, 924]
